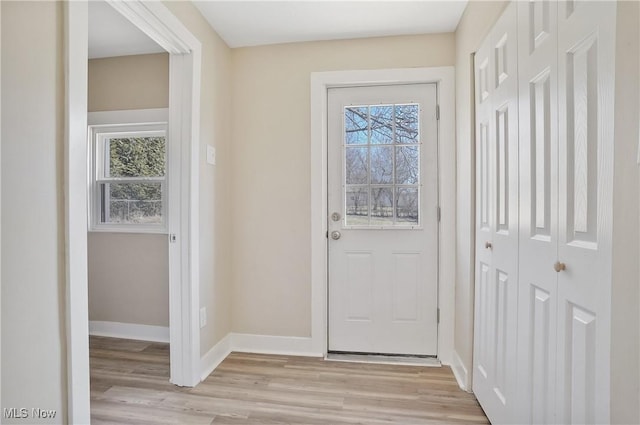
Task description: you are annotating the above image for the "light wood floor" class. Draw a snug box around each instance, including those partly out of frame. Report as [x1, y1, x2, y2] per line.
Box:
[90, 336, 489, 424]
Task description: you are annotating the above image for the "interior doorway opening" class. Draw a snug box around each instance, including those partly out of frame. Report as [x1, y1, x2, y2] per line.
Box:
[65, 1, 203, 422]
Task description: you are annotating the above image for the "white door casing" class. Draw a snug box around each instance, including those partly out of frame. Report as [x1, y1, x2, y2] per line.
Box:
[516, 0, 560, 423]
[472, 2, 519, 423]
[327, 84, 439, 356]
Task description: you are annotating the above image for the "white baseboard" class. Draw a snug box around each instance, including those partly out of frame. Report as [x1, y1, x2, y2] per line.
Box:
[199, 332, 322, 381]
[89, 321, 169, 343]
[450, 350, 471, 392]
[200, 333, 232, 381]
[230, 332, 322, 357]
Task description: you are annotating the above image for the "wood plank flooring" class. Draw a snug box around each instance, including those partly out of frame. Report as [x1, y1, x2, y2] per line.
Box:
[90, 336, 488, 424]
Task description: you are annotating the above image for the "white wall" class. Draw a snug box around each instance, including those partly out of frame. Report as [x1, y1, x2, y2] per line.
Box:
[1, 2, 67, 423]
[230, 33, 455, 337]
[453, 0, 508, 389]
[87, 53, 170, 327]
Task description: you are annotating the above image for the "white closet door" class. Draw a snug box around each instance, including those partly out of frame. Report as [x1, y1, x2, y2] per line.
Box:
[516, 1, 559, 423]
[556, 2, 616, 423]
[472, 3, 519, 423]
[473, 24, 495, 421]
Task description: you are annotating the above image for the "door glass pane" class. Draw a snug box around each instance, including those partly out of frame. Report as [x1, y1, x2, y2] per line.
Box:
[371, 187, 394, 226]
[343, 102, 421, 227]
[345, 107, 368, 145]
[370, 146, 393, 184]
[395, 145, 420, 184]
[396, 187, 419, 225]
[346, 187, 369, 225]
[370, 105, 393, 144]
[345, 147, 369, 184]
[395, 105, 419, 144]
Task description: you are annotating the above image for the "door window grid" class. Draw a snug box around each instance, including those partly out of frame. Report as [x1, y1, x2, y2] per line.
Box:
[343, 104, 421, 227]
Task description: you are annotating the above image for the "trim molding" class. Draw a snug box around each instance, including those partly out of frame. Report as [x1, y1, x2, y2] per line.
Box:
[64, 3, 91, 422]
[199, 333, 322, 381]
[89, 321, 170, 343]
[87, 108, 168, 126]
[450, 350, 471, 392]
[200, 334, 232, 381]
[231, 333, 321, 357]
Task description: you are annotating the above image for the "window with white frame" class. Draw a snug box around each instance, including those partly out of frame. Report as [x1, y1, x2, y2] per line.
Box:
[89, 122, 168, 233]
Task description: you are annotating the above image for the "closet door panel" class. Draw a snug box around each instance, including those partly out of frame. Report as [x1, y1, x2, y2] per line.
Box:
[556, 2, 616, 423]
[473, 3, 519, 423]
[516, 0, 559, 423]
[473, 29, 496, 419]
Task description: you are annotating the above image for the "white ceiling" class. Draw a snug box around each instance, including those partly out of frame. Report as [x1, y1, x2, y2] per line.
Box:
[194, 1, 468, 48]
[88, 1, 165, 59]
[88, 1, 468, 56]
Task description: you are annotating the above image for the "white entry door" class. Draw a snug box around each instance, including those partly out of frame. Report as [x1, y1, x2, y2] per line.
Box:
[327, 84, 439, 356]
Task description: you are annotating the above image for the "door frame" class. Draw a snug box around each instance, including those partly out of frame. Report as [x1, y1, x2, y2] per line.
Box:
[310, 67, 455, 363]
[64, 1, 202, 422]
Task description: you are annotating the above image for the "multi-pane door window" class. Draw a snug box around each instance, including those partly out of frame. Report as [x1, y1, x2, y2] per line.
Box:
[90, 123, 167, 232]
[343, 104, 421, 227]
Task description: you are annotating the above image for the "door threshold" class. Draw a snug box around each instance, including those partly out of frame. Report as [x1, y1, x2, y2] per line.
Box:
[325, 353, 441, 367]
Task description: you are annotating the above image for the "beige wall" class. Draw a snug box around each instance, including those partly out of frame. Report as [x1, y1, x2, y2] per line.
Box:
[453, 0, 508, 388]
[88, 53, 170, 327]
[88, 53, 169, 112]
[88, 233, 169, 326]
[230, 33, 455, 337]
[1, 1, 67, 423]
[164, 1, 234, 355]
[611, 1, 640, 423]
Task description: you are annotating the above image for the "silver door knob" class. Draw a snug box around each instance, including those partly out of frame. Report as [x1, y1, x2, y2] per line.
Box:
[331, 231, 341, 240]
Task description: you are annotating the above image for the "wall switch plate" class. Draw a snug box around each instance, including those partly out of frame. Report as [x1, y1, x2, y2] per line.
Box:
[206, 145, 216, 165]
[199, 307, 207, 328]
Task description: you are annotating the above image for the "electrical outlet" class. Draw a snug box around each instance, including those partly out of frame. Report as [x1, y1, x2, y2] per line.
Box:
[206, 145, 216, 165]
[199, 307, 207, 328]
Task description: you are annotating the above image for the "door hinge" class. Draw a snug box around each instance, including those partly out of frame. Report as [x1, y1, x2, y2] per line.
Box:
[437, 206, 441, 222]
[436, 105, 440, 120]
[169, 234, 177, 243]
[437, 308, 440, 324]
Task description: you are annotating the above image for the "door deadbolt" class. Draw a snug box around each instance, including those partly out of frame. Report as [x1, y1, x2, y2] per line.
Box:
[331, 212, 341, 222]
[331, 231, 341, 240]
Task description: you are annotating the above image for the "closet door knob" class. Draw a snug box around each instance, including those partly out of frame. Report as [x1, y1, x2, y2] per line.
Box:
[554, 262, 566, 272]
[485, 241, 492, 250]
